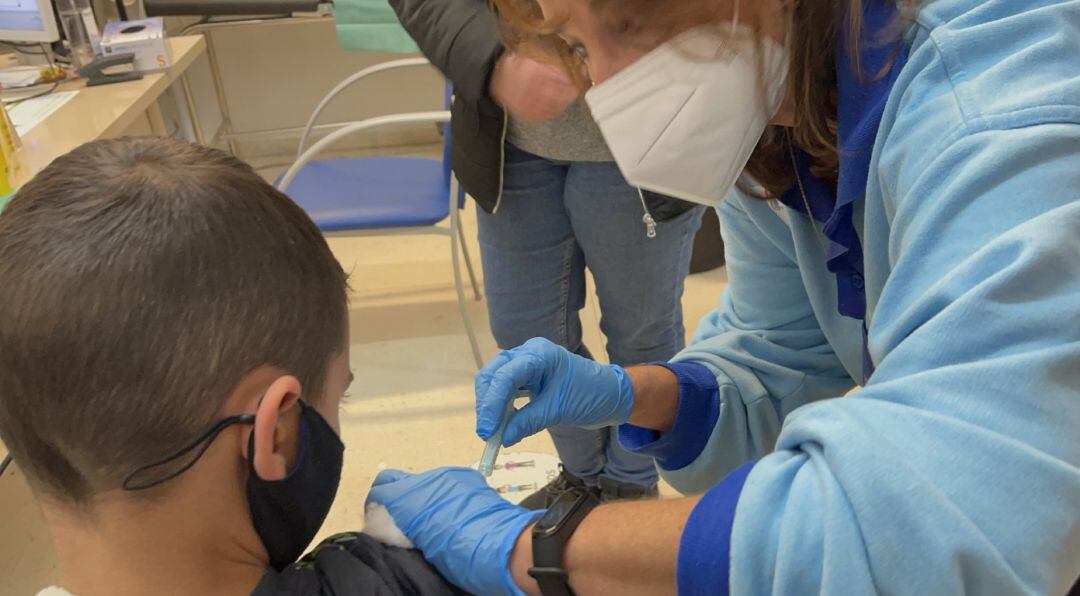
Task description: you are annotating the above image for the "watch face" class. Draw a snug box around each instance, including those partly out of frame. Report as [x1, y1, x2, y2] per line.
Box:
[538, 498, 577, 530]
[536, 488, 596, 536]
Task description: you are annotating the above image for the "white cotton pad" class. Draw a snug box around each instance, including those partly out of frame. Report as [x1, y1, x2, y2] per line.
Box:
[363, 502, 415, 549]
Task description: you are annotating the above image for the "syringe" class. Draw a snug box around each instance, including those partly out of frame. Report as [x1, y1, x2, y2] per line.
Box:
[478, 391, 528, 477]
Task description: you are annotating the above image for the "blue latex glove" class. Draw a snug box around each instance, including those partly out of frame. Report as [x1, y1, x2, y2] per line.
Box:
[365, 467, 543, 596]
[476, 337, 634, 446]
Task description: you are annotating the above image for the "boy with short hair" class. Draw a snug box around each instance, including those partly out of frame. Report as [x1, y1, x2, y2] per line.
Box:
[0, 137, 463, 596]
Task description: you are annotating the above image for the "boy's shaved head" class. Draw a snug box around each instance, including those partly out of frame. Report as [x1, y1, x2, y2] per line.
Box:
[0, 137, 348, 504]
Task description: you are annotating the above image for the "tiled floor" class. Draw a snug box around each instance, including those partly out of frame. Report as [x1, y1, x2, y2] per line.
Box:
[0, 152, 727, 594]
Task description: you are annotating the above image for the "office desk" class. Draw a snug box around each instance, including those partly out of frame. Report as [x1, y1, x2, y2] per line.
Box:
[12, 35, 208, 186]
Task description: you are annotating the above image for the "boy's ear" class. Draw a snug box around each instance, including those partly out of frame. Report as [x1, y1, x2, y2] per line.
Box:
[247, 375, 303, 482]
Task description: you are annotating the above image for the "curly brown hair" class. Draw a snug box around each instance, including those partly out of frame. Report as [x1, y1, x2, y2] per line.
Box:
[490, 0, 909, 199]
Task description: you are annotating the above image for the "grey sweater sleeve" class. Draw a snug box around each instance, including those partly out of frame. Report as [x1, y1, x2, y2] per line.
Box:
[387, 0, 504, 105]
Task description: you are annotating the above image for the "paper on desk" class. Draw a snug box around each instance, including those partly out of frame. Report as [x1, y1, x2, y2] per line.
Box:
[0, 67, 42, 89]
[7, 91, 78, 137]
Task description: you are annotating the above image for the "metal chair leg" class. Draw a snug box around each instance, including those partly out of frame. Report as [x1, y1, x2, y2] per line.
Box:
[450, 203, 484, 369]
[456, 211, 482, 301]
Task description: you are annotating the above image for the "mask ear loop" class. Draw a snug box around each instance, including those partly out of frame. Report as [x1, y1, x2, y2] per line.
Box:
[122, 414, 255, 491]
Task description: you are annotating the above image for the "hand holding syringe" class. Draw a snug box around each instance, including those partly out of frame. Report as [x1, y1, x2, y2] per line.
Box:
[473, 338, 635, 457]
[478, 390, 529, 477]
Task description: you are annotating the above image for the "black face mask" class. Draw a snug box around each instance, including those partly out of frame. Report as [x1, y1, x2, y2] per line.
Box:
[246, 402, 344, 570]
[123, 401, 345, 571]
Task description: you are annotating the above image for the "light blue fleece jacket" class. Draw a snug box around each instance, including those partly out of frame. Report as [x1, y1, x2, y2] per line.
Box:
[621, 0, 1080, 594]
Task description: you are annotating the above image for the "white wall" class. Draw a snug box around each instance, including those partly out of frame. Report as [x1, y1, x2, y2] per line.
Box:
[164, 16, 445, 160]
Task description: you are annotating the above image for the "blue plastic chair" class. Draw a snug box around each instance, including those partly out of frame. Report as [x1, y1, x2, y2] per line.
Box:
[277, 58, 483, 368]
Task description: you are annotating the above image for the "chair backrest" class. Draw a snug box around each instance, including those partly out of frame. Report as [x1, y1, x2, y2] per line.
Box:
[441, 81, 465, 208]
[442, 81, 452, 189]
[281, 59, 460, 205]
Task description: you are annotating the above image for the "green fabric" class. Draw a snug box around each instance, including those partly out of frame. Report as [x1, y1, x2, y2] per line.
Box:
[0, 190, 13, 212]
[334, 0, 419, 53]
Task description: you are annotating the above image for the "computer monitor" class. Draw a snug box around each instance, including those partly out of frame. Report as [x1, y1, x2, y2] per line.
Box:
[0, 0, 59, 43]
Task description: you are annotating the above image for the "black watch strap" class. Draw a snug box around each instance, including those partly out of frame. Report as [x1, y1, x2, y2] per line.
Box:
[528, 487, 599, 596]
[530, 565, 572, 596]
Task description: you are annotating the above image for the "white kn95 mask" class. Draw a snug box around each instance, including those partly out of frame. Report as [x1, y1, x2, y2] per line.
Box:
[585, 24, 788, 207]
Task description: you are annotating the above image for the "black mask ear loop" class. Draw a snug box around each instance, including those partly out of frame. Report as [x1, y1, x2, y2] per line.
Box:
[122, 414, 255, 491]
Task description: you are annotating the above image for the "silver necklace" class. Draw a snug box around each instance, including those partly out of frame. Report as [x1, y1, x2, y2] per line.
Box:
[786, 130, 823, 241]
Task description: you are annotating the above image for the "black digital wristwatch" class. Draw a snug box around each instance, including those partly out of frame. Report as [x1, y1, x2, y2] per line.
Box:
[527, 486, 600, 596]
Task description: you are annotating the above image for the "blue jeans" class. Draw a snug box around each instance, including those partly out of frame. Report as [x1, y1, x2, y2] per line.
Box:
[477, 144, 704, 487]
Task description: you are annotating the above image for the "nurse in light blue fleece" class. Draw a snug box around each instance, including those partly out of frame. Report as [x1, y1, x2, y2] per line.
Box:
[366, 0, 1080, 594]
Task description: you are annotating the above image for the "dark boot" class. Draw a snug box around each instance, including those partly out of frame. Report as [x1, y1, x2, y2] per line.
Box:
[519, 466, 599, 511]
[597, 475, 660, 503]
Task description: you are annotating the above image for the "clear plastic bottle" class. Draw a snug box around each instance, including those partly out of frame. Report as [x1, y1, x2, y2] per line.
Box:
[54, 0, 101, 71]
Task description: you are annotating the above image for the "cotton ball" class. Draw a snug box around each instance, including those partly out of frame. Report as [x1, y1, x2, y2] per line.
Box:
[363, 502, 415, 549]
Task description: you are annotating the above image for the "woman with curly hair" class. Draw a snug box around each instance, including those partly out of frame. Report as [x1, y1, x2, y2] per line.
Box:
[368, 1, 1080, 594]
